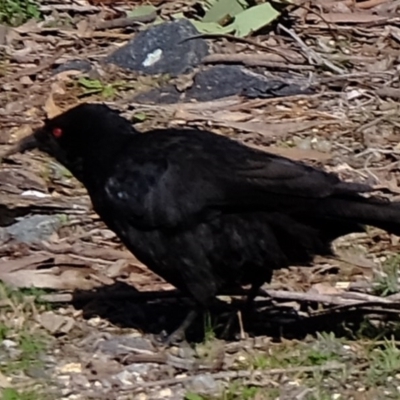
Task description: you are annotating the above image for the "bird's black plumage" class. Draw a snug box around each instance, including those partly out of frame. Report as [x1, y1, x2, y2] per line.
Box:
[10, 103, 400, 341]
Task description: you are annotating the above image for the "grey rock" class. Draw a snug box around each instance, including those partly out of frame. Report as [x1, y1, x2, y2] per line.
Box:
[71, 373, 91, 388]
[105, 19, 208, 76]
[26, 366, 49, 379]
[53, 60, 92, 74]
[125, 363, 157, 376]
[187, 374, 221, 395]
[114, 369, 136, 387]
[178, 345, 196, 359]
[135, 65, 313, 103]
[97, 335, 155, 356]
[6, 214, 64, 244]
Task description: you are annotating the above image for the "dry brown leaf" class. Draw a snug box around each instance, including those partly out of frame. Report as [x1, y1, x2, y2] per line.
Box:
[322, 0, 390, 10]
[70, 244, 139, 262]
[0, 25, 8, 46]
[127, 272, 155, 285]
[0, 370, 11, 388]
[54, 70, 83, 81]
[174, 109, 250, 123]
[0, 254, 52, 274]
[336, 250, 377, 269]
[307, 12, 387, 24]
[44, 93, 62, 119]
[37, 311, 75, 334]
[85, 358, 122, 380]
[261, 145, 332, 161]
[0, 267, 106, 290]
[13, 20, 41, 34]
[0, 168, 48, 194]
[174, 110, 336, 138]
[221, 120, 331, 137]
[308, 283, 341, 295]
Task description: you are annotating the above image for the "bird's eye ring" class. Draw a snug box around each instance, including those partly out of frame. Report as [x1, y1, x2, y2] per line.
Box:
[52, 127, 63, 138]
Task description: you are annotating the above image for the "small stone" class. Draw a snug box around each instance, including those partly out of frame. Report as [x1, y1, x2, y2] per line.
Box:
[115, 369, 134, 386]
[2, 339, 17, 349]
[57, 363, 82, 374]
[105, 19, 208, 76]
[136, 393, 147, 400]
[59, 375, 72, 385]
[71, 373, 91, 388]
[297, 137, 312, 151]
[20, 76, 33, 85]
[315, 139, 332, 153]
[178, 345, 196, 359]
[126, 363, 157, 378]
[157, 388, 173, 398]
[187, 374, 221, 395]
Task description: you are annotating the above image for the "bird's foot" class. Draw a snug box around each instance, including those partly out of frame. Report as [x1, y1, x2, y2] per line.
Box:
[154, 309, 199, 347]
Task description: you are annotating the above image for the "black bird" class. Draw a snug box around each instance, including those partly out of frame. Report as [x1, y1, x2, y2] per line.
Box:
[7, 103, 400, 342]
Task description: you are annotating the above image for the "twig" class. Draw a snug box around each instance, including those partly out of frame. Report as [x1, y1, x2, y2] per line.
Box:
[38, 289, 184, 304]
[36, 287, 398, 309]
[125, 361, 345, 392]
[319, 71, 394, 84]
[277, 23, 345, 74]
[39, 4, 99, 12]
[120, 352, 200, 371]
[180, 33, 301, 63]
[264, 289, 356, 306]
[326, 0, 390, 9]
[375, 87, 400, 100]
[9, 49, 64, 80]
[355, 148, 400, 158]
[202, 53, 314, 71]
[95, 12, 157, 30]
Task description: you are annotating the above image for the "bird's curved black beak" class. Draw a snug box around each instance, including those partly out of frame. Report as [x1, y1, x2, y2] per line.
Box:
[1, 129, 41, 160]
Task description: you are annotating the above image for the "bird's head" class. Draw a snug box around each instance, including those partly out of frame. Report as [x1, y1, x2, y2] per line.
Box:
[4, 103, 135, 183]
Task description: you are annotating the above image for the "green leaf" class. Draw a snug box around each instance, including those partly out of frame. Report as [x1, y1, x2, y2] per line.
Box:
[82, 88, 101, 95]
[233, 2, 281, 37]
[171, 12, 184, 19]
[202, 0, 246, 24]
[190, 20, 235, 34]
[132, 112, 147, 122]
[127, 5, 157, 18]
[101, 85, 116, 98]
[78, 77, 103, 89]
[185, 393, 204, 400]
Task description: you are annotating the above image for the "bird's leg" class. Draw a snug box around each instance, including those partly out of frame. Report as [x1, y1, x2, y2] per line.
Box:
[246, 284, 261, 309]
[246, 283, 271, 312]
[220, 284, 272, 339]
[164, 308, 199, 345]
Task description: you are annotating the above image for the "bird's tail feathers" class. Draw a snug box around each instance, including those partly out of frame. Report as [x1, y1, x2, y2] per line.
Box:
[317, 196, 400, 236]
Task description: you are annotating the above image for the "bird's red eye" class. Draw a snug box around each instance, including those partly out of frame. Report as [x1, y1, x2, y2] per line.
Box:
[52, 127, 63, 138]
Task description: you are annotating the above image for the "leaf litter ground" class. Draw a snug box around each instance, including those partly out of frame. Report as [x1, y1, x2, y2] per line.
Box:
[1, 0, 400, 399]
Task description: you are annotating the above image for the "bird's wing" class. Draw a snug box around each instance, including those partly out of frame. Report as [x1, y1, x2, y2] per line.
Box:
[215, 151, 371, 202]
[103, 139, 371, 229]
[103, 156, 224, 229]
